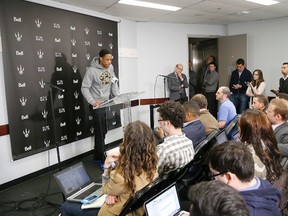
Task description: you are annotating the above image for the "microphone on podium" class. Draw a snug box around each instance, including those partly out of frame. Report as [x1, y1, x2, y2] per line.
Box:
[158, 74, 177, 79]
[44, 82, 65, 92]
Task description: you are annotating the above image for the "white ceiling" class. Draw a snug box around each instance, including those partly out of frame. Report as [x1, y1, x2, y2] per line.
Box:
[51, 0, 288, 24]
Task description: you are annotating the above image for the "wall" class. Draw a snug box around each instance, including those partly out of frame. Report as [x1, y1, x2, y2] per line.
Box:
[0, 0, 227, 185]
[228, 17, 288, 96]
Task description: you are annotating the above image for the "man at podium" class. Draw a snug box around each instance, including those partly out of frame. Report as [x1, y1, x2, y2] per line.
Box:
[81, 49, 119, 161]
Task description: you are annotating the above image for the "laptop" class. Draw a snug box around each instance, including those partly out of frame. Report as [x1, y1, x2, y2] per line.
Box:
[144, 183, 185, 216]
[53, 162, 103, 202]
[215, 129, 228, 145]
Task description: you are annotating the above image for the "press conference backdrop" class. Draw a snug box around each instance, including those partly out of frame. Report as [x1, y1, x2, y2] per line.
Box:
[0, 0, 121, 160]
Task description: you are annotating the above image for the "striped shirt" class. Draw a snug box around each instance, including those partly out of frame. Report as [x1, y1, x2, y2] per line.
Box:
[157, 133, 195, 175]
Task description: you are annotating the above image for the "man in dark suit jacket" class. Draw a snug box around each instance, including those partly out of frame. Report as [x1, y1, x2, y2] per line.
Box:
[167, 64, 189, 103]
[229, 58, 252, 114]
[182, 100, 206, 148]
[271, 62, 288, 95]
[266, 98, 288, 156]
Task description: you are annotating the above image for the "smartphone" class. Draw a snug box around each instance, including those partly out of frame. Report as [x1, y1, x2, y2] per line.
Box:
[81, 194, 99, 204]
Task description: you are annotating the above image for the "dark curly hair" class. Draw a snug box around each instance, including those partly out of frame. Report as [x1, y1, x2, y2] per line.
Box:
[239, 109, 283, 183]
[116, 121, 158, 196]
[157, 101, 185, 128]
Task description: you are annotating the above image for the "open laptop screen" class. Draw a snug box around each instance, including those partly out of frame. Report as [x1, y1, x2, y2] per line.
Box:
[53, 162, 92, 197]
[144, 184, 181, 216]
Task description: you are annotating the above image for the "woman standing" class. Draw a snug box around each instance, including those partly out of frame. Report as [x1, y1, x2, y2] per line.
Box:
[246, 69, 266, 107]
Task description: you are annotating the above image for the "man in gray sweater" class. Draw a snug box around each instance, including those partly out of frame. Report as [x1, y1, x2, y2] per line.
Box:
[81, 49, 119, 161]
[202, 62, 219, 118]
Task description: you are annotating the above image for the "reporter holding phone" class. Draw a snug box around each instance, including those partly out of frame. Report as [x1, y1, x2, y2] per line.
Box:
[246, 69, 266, 107]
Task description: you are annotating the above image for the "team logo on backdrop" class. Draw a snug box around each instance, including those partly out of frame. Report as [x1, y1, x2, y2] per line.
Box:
[85, 41, 90, 46]
[97, 30, 102, 35]
[109, 33, 113, 36]
[70, 26, 76, 30]
[20, 97, 27, 106]
[86, 53, 90, 60]
[17, 65, 24, 75]
[41, 110, 48, 118]
[75, 117, 81, 125]
[44, 140, 50, 147]
[55, 52, 62, 57]
[71, 38, 76, 46]
[74, 91, 79, 99]
[72, 65, 78, 73]
[90, 127, 94, 134]
[76, 131, 82, 136]
[23, 129, 30, 138]
[39, 79, 45, 88]
[109, 43, 113, 49]
[56, 67, 62, 71]
[15, 32, 22, 41]
[35, 18, 42, 28]
[84, 27, 89, 35]
[98, 43, 102, 47]
[100, 71, 111, 85]
[37, 50, 44, 59]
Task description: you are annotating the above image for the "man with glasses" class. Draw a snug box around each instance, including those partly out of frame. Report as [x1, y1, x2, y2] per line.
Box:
[156, 101, 194, 175]
[215, 86, 236, 129]
[208, 141, 281, 216]
[167, 64, 189, 104]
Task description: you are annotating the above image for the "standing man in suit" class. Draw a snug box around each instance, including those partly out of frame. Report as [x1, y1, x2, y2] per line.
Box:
[266, 98, 288, 156]
[229, 58, 252, 114]
[167, 64, 189, 104]
[271, 62, 288, 95]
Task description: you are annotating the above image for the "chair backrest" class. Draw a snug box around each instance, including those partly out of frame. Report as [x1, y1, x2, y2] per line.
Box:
[179, 129, 220, 187]
[225, 114, 241, 139]
[119, 176, 166, 216]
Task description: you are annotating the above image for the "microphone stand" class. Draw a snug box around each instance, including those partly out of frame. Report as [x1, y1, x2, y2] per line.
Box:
[46, 82, 66, 203]
[158, 75, 177, 98]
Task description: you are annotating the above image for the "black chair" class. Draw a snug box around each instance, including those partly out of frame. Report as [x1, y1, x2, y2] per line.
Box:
[119, 176, 167, 216]
[225, 114, 241, 139]
[177, 130, 220, 199]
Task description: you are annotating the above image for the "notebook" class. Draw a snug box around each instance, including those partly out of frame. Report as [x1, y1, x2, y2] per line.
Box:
[144, 184, 185, 216]
[53, 162, 103, 202]
[215, 129, 228, 145]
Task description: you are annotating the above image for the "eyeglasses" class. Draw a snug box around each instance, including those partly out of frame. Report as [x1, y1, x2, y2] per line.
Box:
[177, 67, 183, 71]
[209, 171, 226, 180]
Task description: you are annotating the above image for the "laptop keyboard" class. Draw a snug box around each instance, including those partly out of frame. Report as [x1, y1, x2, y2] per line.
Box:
[74, 184, 100, 200]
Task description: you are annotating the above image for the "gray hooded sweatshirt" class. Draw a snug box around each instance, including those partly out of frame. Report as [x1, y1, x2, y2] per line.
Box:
[81, 57, 119, 105]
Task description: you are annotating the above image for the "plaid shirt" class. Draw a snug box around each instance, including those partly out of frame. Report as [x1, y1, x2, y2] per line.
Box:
[157, 133, 195, 175]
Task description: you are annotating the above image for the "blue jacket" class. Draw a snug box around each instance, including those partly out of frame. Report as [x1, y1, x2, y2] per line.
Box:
[182, 120, 206, 148]
[240, 178, 281, 216]
[229, 68, 252, 95]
